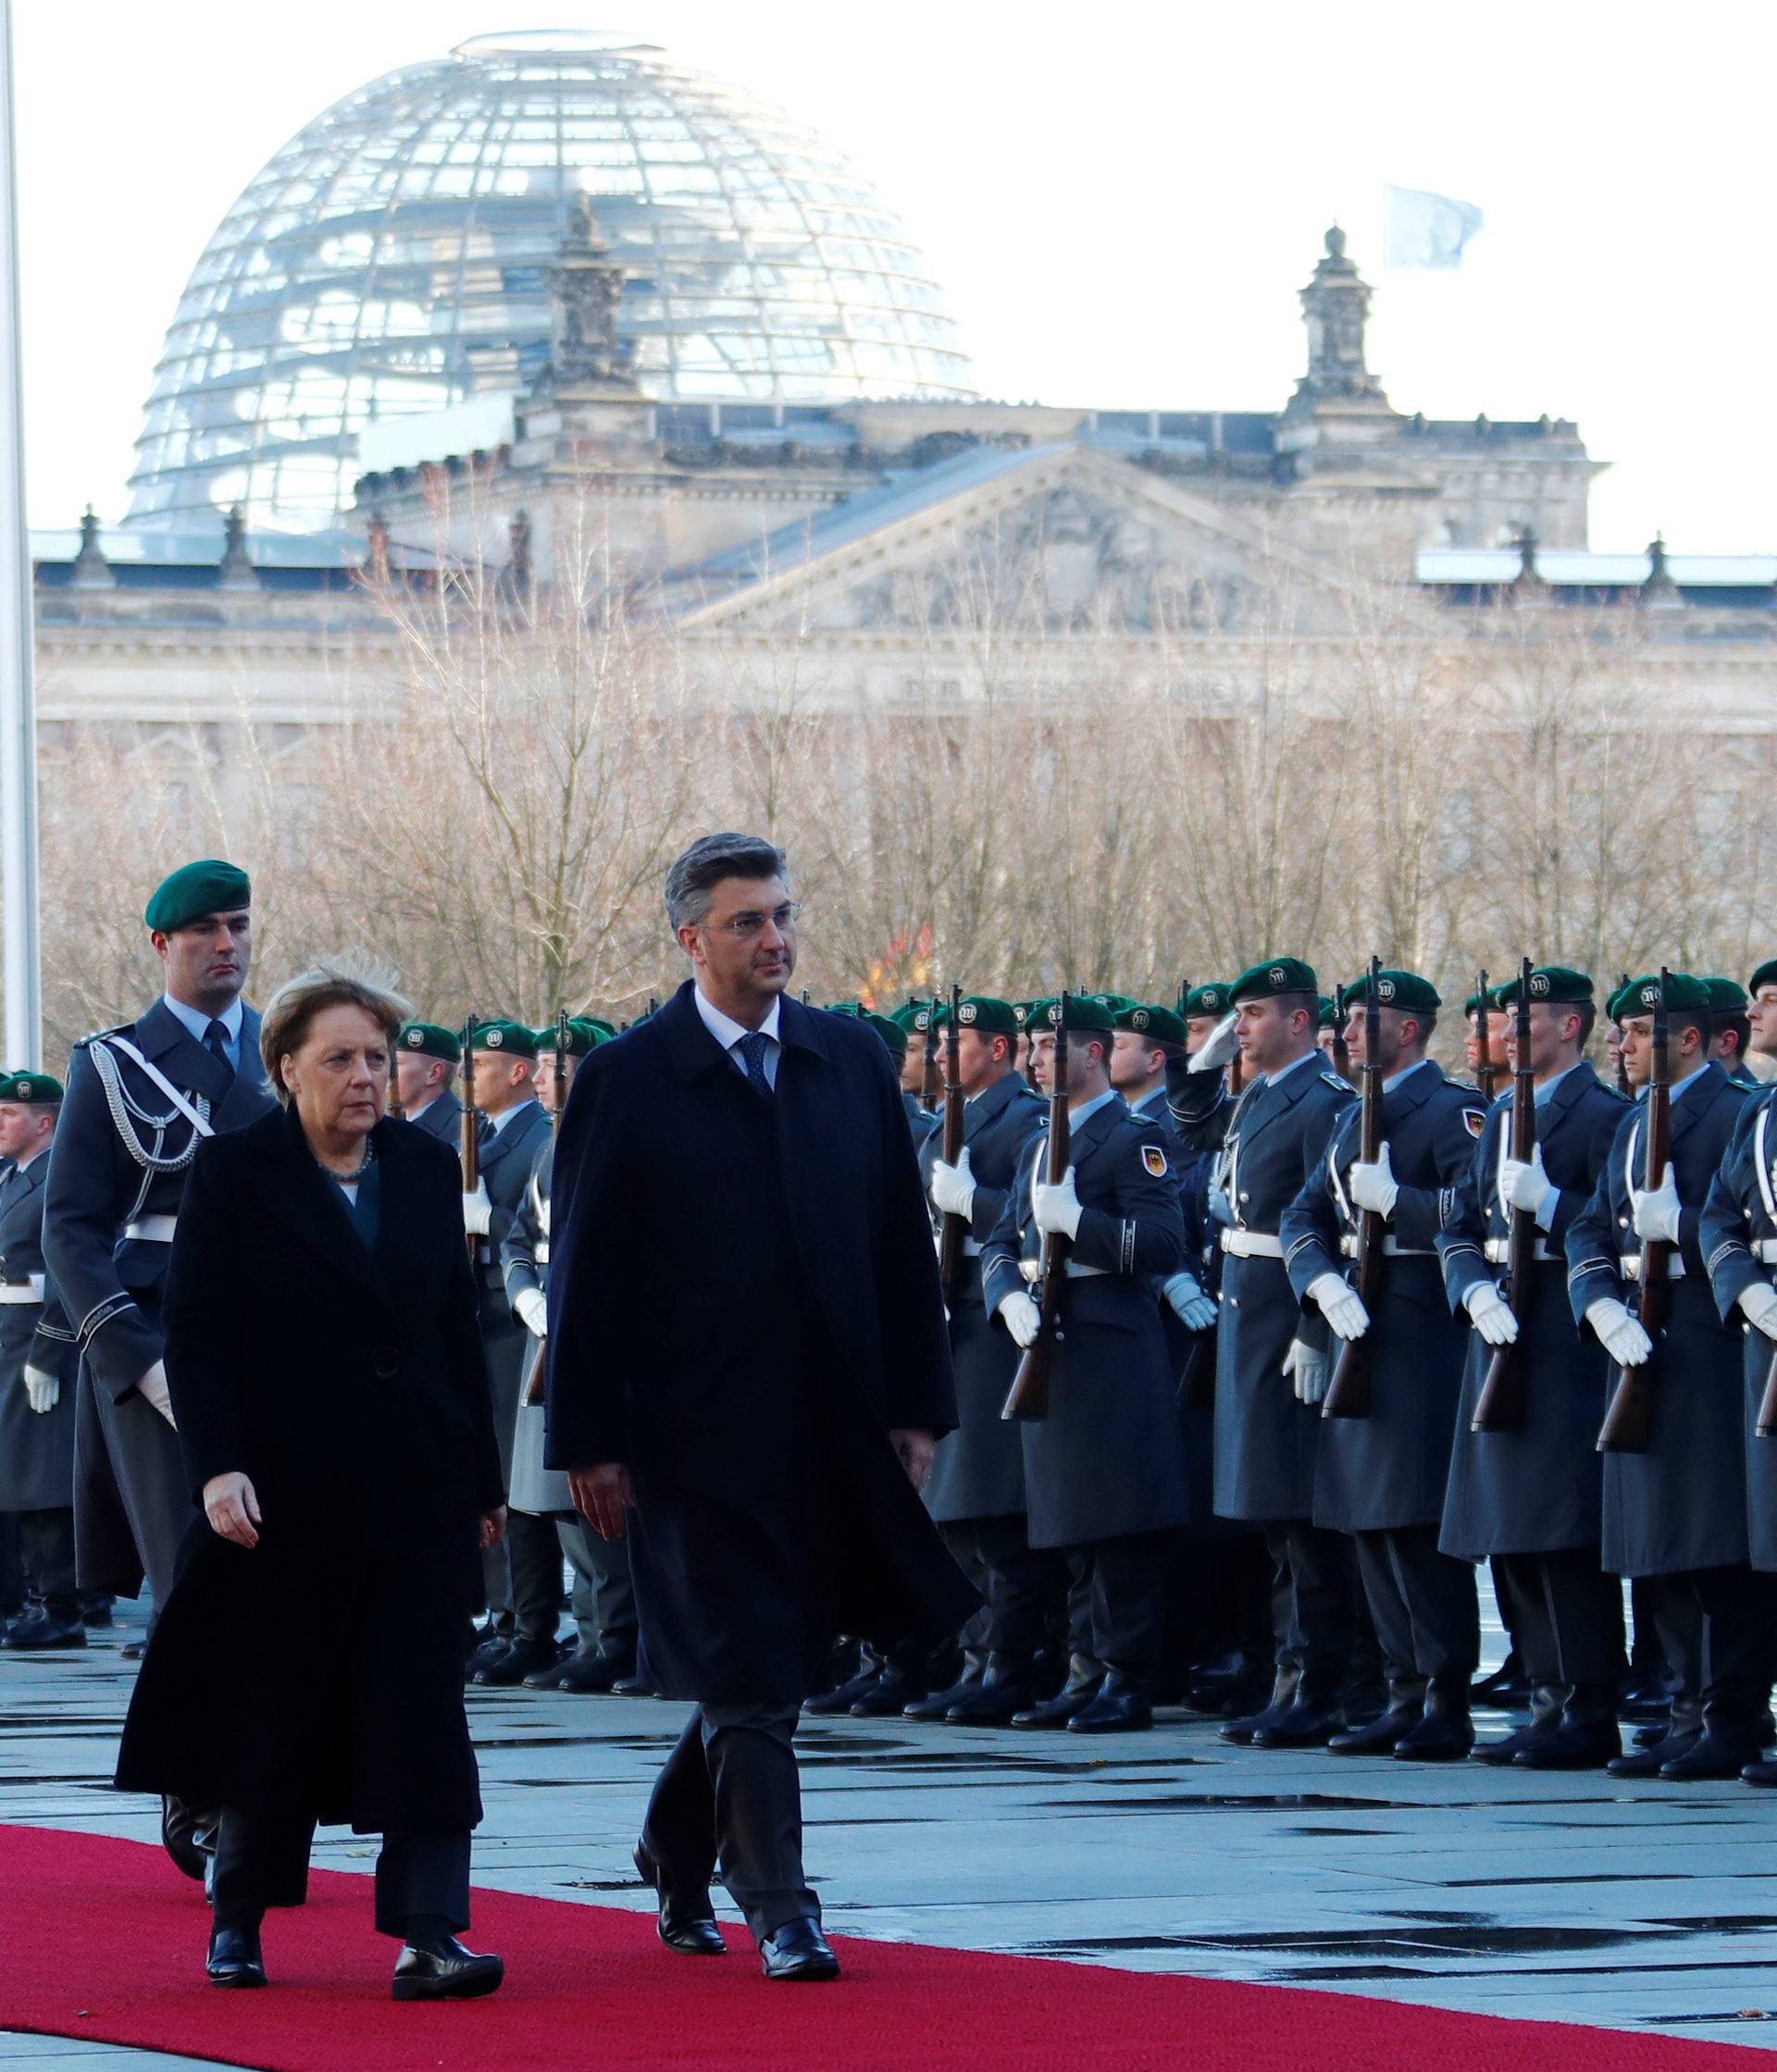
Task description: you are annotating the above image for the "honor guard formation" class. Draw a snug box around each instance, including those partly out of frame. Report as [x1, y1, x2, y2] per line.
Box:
[11, 852, 1777, 1909]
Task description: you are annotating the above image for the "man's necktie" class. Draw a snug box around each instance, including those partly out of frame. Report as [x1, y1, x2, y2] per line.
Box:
[204, 1019, 231, 1072]
[738, 1030, 774, 1097]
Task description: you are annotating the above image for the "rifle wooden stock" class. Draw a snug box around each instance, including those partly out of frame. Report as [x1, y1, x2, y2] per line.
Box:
[938, 984, 968, 1289]
[1473, 958, 1535, 1434]
[1330, 984, 1351, 1086]
[1323, 957, 1383, 1421]
[1002, 996, 1071, 1422]
[1474, 969, 1497, 1102]
[1597, 969, 1671, 1454]
[1614, 972, 1632, 1097]
[920, 995, 942, 1114]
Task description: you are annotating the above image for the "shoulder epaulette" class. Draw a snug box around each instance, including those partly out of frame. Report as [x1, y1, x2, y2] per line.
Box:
[1320, 1072, 1348, 1093]
[76, 1024, 130, 1050]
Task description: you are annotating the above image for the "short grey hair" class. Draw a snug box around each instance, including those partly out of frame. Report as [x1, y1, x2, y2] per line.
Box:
[260, 951, 413, 1104]
[665, 832, 789, 931]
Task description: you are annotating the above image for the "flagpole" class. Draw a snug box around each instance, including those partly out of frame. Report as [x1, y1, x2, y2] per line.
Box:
[0, 0, 41, 1068]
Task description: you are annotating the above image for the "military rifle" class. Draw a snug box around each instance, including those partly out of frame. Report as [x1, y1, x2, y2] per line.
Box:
[1323, 957, 1383, 1421]
[1227, 1040, 1245, 1098]
[518, 1008, 571, 1412]
[386, 1023, 404, 1121]
[1474, 970, 1497, 1101]
[1615, 972, 1632, 1096]
[1329, 984, 1351, 1085]
[1597, 968, 1671, 1453]
[1002, 991, 1071, 1422]
[553, 1005, 569, 1115]
[460, 1012, 481, 1262]
[1758, 1277, 1777, 1438]
[1473, 957, 1535, 1433]
[920, 995, 942, 1113]
[937, 984, 969, 1290]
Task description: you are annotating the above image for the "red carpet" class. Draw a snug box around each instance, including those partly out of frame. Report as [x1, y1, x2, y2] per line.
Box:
[0, 1822, 1768, 2071]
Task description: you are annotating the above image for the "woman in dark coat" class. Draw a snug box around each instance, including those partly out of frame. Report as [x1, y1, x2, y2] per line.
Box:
[116, 960, 508, 1999]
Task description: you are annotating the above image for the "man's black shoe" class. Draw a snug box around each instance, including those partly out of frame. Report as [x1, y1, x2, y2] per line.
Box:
[1011, 1678, 1101, 1729]
[4, 1615, 86, 1651]
[633, 1841, 726, 1955]
[611, 1673, 653, 1696]
[904, 1672, 980, 1722]
[522, 1651, 578, 1690]
[476, 1635, 562, 1687]
[850, 1666, 922, 1718]
[1470, 1657, 1529, 1708]
[391, 1934, 504, 2001]
[81, 1598, 114, 1629]
[1609, 1730, 1698, 1779]
[1632, 1719, 1670, 1748]
[1068, 1674, 1153, 1734]
[120, 1639, 144, 1659]
[1660, 1730, 1764, 1781]
[206, 1926, 267, 1989]
[1394, 1709, 1474, 1762]
[465, 1632, 510, 1681]
[161, 1795, 216, 1882]
[1742, 1758, 1777, 1786]
[758, 1917, 840, 1982]
[1220, 1699, 1294, 1746]
[549, 1650, 636, 1694]
[1513, 1719, 1621, 1770]
[946, 1676, 1038, 1726]
[803, 1664, 879, 1717]
[1472, 1718, 1557, 1767]
[1328, 1705, 1422, 1756]
[1250, 1703, 1342, 1749]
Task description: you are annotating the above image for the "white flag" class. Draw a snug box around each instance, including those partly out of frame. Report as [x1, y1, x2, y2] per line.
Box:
[1384, 186, 1485, 270]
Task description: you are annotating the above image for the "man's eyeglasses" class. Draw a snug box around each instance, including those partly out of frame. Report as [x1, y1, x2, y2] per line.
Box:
[705, 901, 802, 941]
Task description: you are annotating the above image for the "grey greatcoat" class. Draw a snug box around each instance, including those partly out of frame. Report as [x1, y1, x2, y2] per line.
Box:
[475, 1098, 552, 1483]
[1281, 1061, 1487, 1534]
[500, 1136, 567, 1517]
[43, 1003, 274, 1599]
[916, 1071, 1046, 1522]
[0, 1153, 79, 1513]
[1565, 1062, 1750, 1577]
[1211, 1059, 1354, 1521]
[1436, 1062, 1627, 1560]
[1699, 1085, 1777, 1571]
[979, 1097, 1189, 1549]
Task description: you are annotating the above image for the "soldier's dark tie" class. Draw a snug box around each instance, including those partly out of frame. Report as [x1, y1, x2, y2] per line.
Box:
[738, 1030, 774, 1097]
[204, 1018, 231, 1072]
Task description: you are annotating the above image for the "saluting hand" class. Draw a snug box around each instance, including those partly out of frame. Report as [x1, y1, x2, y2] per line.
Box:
[203, 1471, 262, 1549]
[570, 1462, 636, 1542]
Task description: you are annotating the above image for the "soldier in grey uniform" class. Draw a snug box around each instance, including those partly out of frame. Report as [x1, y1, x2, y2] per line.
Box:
[43, 861, 273, 1622]
[393, 1022, 464, 1142]
[913, 995, 1055, 1724]
[1566, 973, 1762, 1780]
[982, 995, 1189, 1733]
[1281, 971, 1488, 1760]
[1437, 967, 1628, 1768]
[500, 1016, 638, 1694]
[461, 1018, 554, 1679]
[0, 1072, 82, 1648]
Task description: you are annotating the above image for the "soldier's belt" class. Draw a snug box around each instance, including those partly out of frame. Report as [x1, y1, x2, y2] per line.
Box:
[0, 1274, 44, 1305]
[1338, 1235, 1435, 1259]
[1018, 1258, 1109, 1282]
[1483, 1236, 1556, 1264]
[120, 1216, 178, 1244]
[535, 1242, 550, 1264]
[1220, 1229, 1284, 1259]
[1622, 1252, 1685, 1282]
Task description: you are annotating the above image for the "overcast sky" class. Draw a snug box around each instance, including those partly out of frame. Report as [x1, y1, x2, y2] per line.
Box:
[14, 1, 1772, 550]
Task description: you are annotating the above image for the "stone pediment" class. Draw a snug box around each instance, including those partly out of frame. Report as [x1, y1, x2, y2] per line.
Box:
[668, 442, 1362, 639]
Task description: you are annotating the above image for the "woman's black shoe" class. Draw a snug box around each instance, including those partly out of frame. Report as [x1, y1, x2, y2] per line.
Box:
[391, 1934, 504, 2001]
[206, 1926, 267, 1989]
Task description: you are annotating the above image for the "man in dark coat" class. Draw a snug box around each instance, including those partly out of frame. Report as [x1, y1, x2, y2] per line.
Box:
[43, 861, 274, 1617]
[1436, 968, 1628, 1768]
[0, 1073, 82, 1647]
[545, 833, 973, 1983]
[392, 1022, 464, 1145]
[1566, 974, 1761, 1780]
[1281, 972, 1488, 1761]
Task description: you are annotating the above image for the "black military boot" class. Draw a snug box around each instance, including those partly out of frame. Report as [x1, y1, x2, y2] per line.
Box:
[1394, 1679, 1474, 1762]
[945, 1655, 1038, 1725]
[476, 1633, 562, 1686]
[1609, 1728, 1699, 1778]
[1473, 1684, 1562, 1766]
[1221, 1664, 1302, 1745]
[1012, 1657, 1103, 1729]
[1068, 1670, 1154, 1734]
[905, 1652, 987, 1722]
[803, 1648, 880, 1717]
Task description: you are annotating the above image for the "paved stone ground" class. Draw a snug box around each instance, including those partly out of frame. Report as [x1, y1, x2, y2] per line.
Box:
[4, 1595, 1777, 2066]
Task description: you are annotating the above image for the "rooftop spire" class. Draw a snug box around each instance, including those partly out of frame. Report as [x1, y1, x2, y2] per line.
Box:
[1297, 226, 1385, 403]
[545, 194, 635, 388]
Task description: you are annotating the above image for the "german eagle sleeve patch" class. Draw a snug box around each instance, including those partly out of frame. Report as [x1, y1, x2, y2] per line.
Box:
[1141, 1144, 1169, 1178]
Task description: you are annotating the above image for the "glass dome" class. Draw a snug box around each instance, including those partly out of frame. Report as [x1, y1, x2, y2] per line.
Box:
[125, 31, 975, 531]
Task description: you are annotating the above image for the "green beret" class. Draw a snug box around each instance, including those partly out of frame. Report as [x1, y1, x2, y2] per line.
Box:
[143, 859, 250, 934]
[1113, 1001, 1186, 1047]
[0, 1069, 62, 1104]
[1495, 966, 1594, 1009]
[467, 1016, 539, 1060]
[1705, 977, 1747, 1016]
[1184, 984, 1232, 1018]
[1462, 988, 1500, 1017]
[1605, 981, 1632, 1022]
[536, 1017, 607, 1057]
[1345, 969, 1440, 1017]
[937, 995, 1020, 1038]
[1027, 995, 1116, 1036]
[887, 1000, 926, 1035]
[1620, 973, 1711, 1017]
[397, 1021, 461, 1064]
[1748, 961, 1777, 998]
[1086, 992, 1138, 1016]
[1316, 996, 1340, 1032]
[1231, 956, 1318, 1005]
[826, 1002, 907, 1056]
[1011, 1000, 1035, 1030]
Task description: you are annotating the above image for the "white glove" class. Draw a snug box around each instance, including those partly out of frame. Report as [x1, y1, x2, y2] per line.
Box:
[136, 1359, 177, 1428]
[462, 1179, 493, 1236]
[22, 1365, 59, 1414]
[514, 1286, 548, 1338]
[1205, 1184, 1235, 1227]
[1633, 1167, 1681, 1245]
[1739, 1283, 1777, 1344]
[1189, 1011, 1239, 1074]
[1283, 1337, 1329, 1404]
[929, 1148, 976, 1221]
[1033, 1168, 1084, 1241]
[1163, 1272, 1218, 1331]
[1586, 1296, 1653, 1368]
[1500, 1144, 1556, 1226]
[1463, 1281, 1520, 1347]
[1308, 1270, 1371, 1342]
[998, 1290, 1042, 1348]
[1348, 1141, 1399, 1218]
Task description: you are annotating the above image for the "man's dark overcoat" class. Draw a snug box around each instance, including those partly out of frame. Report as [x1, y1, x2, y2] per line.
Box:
[116, 1103, 503, 1834]
[544, 983, 975, 1706]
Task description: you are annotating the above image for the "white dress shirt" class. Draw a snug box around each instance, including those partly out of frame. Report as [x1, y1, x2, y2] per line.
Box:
[693, 986, 782, 1089]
